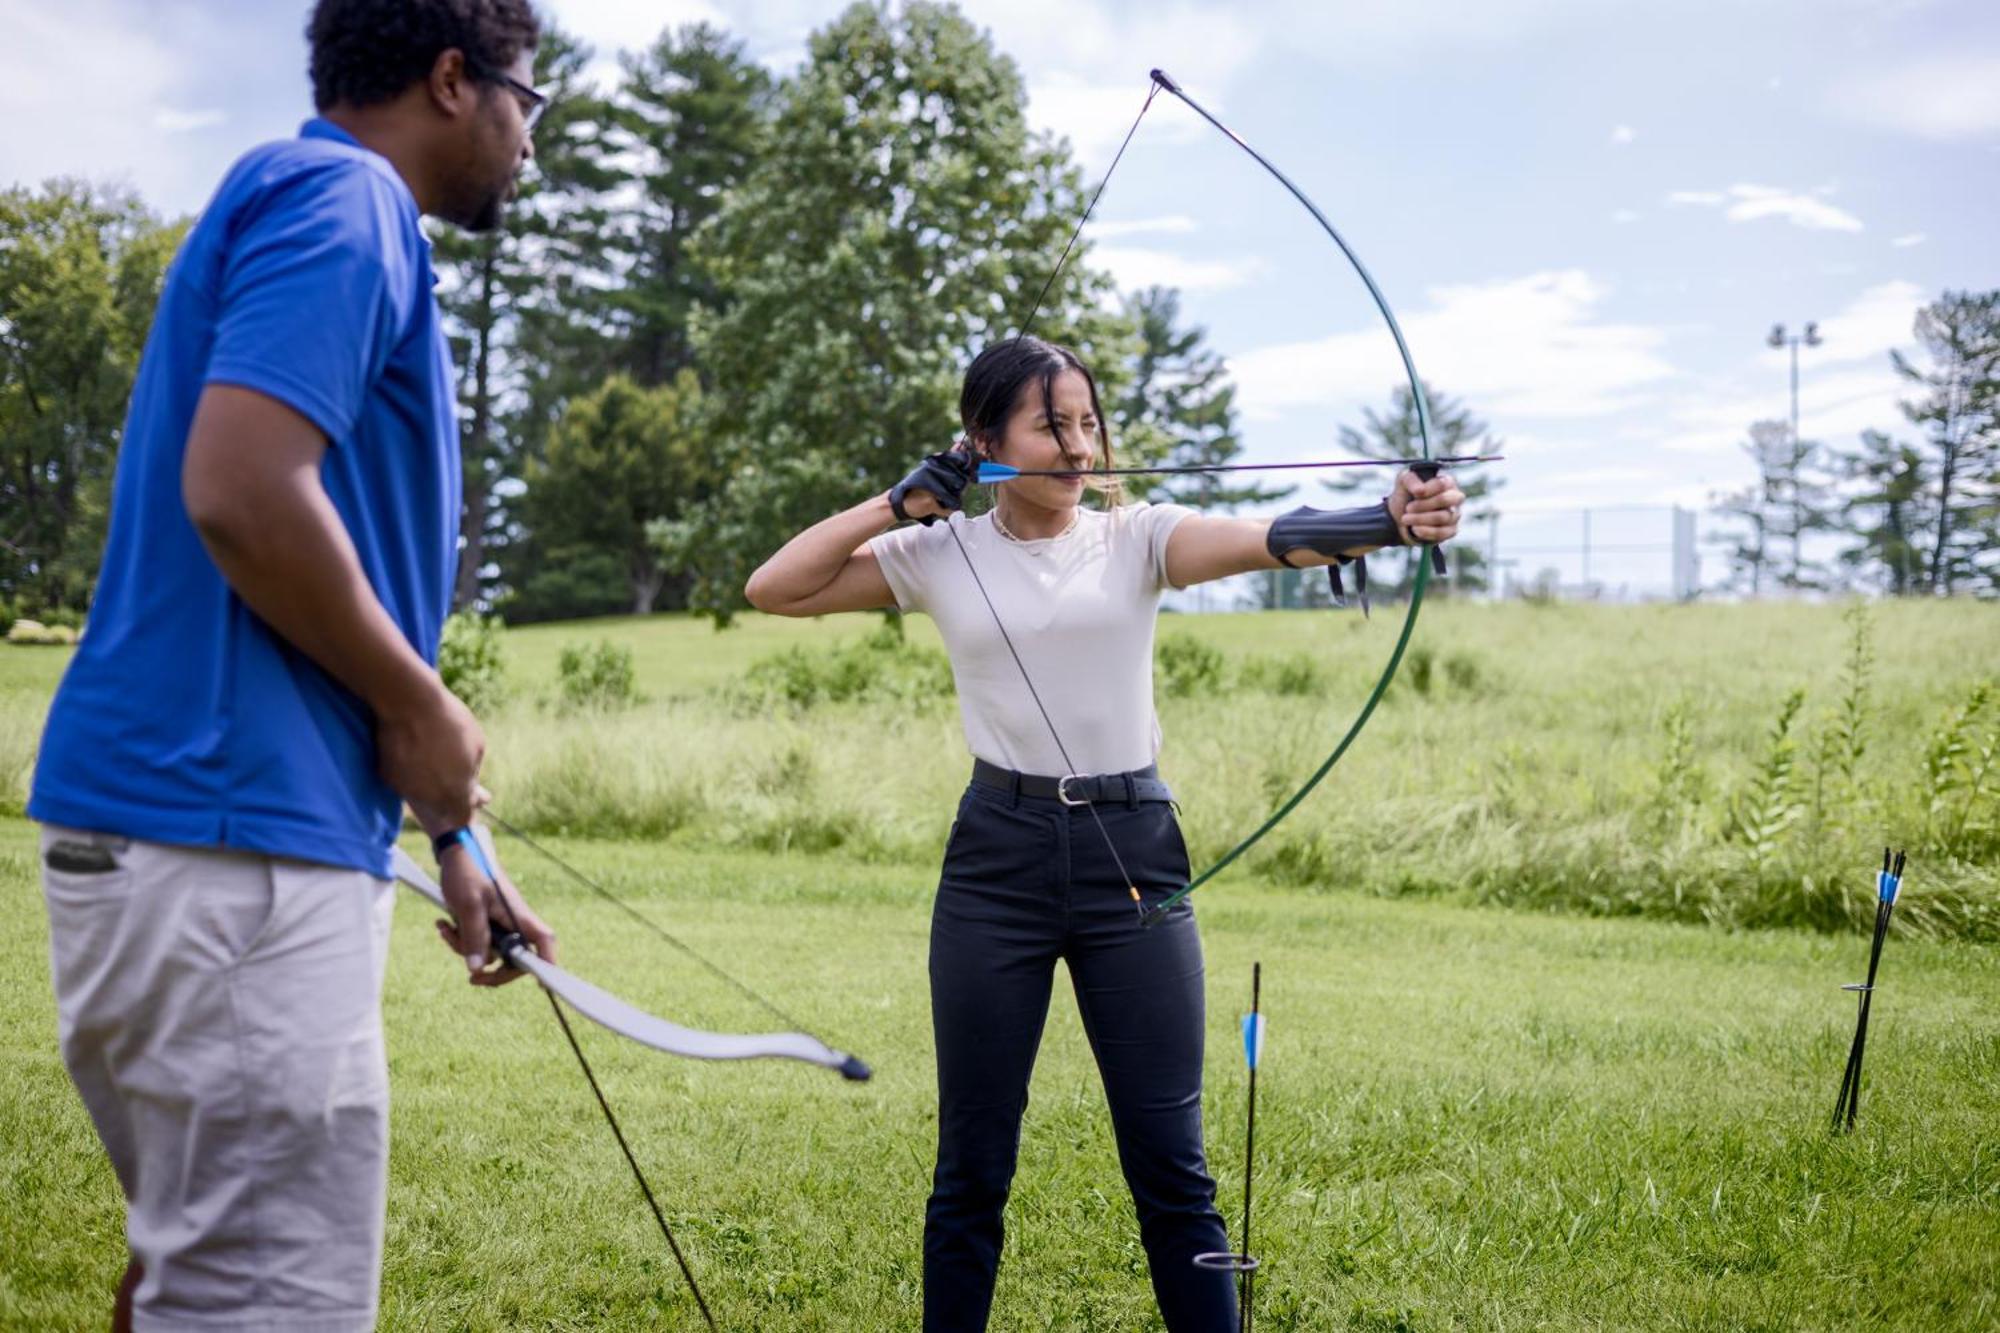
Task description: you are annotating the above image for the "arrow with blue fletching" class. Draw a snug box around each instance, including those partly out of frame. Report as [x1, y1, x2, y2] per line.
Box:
[1196, 962, 1265, 1331]
[974, 454, 1502, 485]
[1832, 847, 1906, 1133]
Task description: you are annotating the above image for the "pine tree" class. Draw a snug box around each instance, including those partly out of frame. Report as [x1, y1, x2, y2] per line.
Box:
[680, 1, 1134, 621]
[1324, 382, 1503, 592]
[607, 25, 773, 387]
[431, 27, 619, 608]
[1837, 429, 1929, 595]
[1891, 289, 1999, 595]
[1116, 286, 1287, 510]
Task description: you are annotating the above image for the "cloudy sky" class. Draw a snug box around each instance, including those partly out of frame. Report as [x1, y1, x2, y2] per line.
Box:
[4, 0, 1997, 587]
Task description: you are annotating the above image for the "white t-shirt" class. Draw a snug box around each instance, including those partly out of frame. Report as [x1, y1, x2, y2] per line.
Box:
[870, 502, 1192, 776]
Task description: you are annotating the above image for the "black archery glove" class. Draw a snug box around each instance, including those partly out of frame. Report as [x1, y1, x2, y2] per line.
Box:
[889, 449, 975, 526]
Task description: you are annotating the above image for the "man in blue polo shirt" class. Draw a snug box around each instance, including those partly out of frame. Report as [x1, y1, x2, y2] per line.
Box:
[30, 3, 557, 1327]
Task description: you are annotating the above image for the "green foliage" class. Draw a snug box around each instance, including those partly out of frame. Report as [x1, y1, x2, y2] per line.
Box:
[5, 620, 78, 646]
[1730, 688, 1807, 869]
[436, 613, 509, 714]
[555, 639, 640, 713]
[431, 27, 623, 609]
[1154, 633, 1225, 699]
[1810, 601, 1873, 823]
[1652, 695, 1706, 829]
[1326, 381, 1505, 593]
[678, 1, 1136, 621]
[1117, 286, 1283, 509]
[0, 181, 184, 613]
[504, 372, 717, 621]
[607, 24, 772, 385]
[1237, 651, 1329, 697]
[1922, 679, 1998, 856]
[731, 620, 952, 712]
[1886, 289, 2000, 596]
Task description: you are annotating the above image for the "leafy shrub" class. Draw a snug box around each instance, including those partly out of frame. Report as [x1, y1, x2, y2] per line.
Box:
[1155, 634, 1226, 698]
[437, 612, 509, 713]
[733, 620, 952, 711]
[1238, 652, 1327, 696]
[557, 639, 640, 713]
[7, 619, 78, 646]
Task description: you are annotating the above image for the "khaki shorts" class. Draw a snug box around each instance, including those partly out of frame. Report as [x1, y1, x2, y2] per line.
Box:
[40, 825, 395, 1332]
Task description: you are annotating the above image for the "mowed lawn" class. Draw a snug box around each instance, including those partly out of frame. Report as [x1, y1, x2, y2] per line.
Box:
[2, 822, 1995, 1330]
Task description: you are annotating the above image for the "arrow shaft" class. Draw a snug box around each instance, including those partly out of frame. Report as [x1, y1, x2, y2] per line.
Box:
[980, 453, 1499, 481]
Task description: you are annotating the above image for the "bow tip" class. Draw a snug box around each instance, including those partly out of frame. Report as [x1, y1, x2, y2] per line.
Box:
[838, 1054, 873, 1082]
[1149, 68, 1182, 94]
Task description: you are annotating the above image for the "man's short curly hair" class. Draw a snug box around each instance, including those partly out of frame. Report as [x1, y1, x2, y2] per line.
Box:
[307, 0, 541, 111]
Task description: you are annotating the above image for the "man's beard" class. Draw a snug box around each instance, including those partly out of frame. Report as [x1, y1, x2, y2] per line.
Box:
[445, 181, 508, 233]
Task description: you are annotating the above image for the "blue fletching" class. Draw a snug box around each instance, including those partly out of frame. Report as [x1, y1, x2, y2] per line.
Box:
[1241, 1012, 1266, 1070]
[975, 461, 1019, 484]
[1884, 874, 1901, 906]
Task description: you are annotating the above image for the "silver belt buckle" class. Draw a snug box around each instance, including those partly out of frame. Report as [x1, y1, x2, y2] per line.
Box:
[1056, 774, 1088, 806]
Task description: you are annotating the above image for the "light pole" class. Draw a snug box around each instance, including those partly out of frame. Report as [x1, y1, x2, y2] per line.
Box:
[1766, 321, 1822, 587]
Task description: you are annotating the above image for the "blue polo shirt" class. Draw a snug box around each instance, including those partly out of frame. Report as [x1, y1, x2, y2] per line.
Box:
[29, 119, 460, 876]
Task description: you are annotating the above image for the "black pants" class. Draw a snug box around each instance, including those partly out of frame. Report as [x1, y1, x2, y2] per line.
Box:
[923, 779, 1236, 1331]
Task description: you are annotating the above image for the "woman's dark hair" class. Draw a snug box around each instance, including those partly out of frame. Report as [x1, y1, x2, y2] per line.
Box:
[307, 0, 541, 112]
[959, 336, 1114, 470]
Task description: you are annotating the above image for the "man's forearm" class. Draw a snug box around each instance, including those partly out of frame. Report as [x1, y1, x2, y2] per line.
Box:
[182, 388, 442, 722]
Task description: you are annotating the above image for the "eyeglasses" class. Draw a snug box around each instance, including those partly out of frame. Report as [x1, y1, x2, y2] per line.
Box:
[484, 70, 548, 131]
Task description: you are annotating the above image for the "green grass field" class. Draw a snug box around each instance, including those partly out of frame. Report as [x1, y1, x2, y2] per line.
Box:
[2, 601, 1997, 1329]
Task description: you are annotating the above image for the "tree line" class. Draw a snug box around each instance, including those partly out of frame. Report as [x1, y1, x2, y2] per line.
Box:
[1, 2, 1993, 623]
[1710, 291, 1999, 598]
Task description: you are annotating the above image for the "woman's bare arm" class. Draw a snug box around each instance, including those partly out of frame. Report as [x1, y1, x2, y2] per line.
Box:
[744, 493, 902, 616]
[1163, 471, 1463, 588]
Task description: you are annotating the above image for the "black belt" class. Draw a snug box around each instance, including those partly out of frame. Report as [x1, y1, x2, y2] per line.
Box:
[971, 758, 1174, 806]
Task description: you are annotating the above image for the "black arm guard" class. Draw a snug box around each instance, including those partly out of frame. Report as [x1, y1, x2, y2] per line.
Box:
[1266, 501, 1410, 618]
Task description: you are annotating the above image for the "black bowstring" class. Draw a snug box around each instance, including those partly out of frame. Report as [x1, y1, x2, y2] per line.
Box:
[483, 809, 820, 1038]
[478, 843, 720, 1330]
[1014, 81, 1159, 342]
[955, 78, 1163, 915]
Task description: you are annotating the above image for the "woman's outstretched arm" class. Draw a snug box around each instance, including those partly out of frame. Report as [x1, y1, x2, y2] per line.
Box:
[1163, 468, 1463, 588]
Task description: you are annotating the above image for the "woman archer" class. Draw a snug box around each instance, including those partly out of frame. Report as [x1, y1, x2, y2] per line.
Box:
[745, 335, 1463, 1331]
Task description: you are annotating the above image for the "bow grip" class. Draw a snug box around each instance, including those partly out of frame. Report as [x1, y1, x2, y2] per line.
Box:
[1407, 461, 1448, 575]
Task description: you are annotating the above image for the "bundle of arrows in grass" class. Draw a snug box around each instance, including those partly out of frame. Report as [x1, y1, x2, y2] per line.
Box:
[1832, 848, 1907, 1133]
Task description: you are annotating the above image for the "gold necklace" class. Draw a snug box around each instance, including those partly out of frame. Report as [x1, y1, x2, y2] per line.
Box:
[992, 504, 1079, 547]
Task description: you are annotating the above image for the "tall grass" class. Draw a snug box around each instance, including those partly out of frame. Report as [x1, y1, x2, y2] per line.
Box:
[4, 598, 1996, 937]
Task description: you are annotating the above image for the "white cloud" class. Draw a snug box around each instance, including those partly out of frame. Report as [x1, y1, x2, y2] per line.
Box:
[1654, 281, 1925, 456]
[1836, 54, 2000, 140]
[1091, 215, 1199, 239]
[153, 108, 226, 134]
[1610, 124, 1636, 145]
[1228, 269, 1676, 426]
[1769, 280, 1923, 368]
[1890, 231, 1927, 248]
[1093, 246, 1266, 293]
[1667, 183, 1863, 232]
[0, 0, 269, 213]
